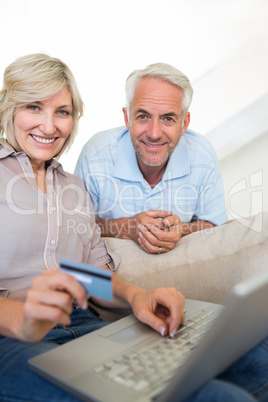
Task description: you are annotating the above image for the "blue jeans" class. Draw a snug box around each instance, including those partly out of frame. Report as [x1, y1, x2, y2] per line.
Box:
[0, 305, 268, 402]
[0, 303, 109, 401]
[185, 335, 268, 402]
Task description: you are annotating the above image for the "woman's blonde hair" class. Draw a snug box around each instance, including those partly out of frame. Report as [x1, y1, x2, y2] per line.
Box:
[0, 53, 84, 158]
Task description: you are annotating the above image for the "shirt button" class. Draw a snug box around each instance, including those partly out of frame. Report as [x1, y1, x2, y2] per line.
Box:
[50, 240, 56, 245]
[51, 207, 56, 212]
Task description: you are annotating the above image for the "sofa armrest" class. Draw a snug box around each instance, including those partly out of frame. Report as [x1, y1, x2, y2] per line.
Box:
[104, 212, 268, 306]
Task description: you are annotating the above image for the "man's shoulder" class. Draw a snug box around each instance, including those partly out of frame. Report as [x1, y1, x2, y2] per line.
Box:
[81, 126, 128, 157]
[183, 129, 217, 159]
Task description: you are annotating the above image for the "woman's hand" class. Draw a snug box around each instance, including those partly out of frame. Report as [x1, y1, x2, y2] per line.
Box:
[129, 286, 185, 337]
[20, 269, 87, 342]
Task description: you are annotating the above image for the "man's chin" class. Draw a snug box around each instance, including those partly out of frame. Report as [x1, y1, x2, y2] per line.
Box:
[139, 154, 169, 167]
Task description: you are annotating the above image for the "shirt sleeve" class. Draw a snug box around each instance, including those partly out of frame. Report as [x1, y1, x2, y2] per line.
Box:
[193, 157, 227, 225]
[74, 176, 120, 271]
[88, 221, 120, 271]
[74, 144, 101, 217]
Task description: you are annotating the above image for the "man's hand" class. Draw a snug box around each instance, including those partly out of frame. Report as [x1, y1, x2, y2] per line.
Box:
[96, 210, 180, 253]
[124, 210, 172, 242]
[96, 210, 172, 242]
[97, 211, 215, 254]
[138, 215, 216, 254]
[138, 213, 183, 254]
[21, 270, 87, 342]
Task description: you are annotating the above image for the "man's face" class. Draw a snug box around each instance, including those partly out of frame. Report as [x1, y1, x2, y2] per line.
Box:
[123, 77, 190, 169]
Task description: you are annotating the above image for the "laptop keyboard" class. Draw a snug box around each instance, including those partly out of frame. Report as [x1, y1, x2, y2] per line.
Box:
[92, 309, 217, 396]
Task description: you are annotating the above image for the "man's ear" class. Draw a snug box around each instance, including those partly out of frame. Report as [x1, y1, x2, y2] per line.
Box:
[122, 107, 130, 131]
[181, 112, 190, 136]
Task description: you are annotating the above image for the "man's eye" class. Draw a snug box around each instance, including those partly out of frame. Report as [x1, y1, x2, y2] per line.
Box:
[164, 116, 174, 122]
[138, 115, 147, 120]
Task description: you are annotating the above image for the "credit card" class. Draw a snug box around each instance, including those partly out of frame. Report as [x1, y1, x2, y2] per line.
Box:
[60, 258, 113, 301]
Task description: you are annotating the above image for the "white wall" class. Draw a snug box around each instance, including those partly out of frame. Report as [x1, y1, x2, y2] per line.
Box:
[1, 0, 268, 213]
[220, 131, 268, 220]
[189, 32, 268, 215]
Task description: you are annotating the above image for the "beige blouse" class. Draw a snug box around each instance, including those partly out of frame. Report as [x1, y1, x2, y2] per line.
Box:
[0, 143, 119, 301]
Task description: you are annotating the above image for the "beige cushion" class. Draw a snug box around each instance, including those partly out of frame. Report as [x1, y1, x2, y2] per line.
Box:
[105, 212, 268, 305]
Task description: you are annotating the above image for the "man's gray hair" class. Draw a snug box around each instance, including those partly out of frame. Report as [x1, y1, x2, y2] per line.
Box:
[125, 63, 193, 117]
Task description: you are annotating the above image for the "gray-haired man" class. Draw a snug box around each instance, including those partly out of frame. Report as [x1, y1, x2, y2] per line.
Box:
[75, 63, 227, 254]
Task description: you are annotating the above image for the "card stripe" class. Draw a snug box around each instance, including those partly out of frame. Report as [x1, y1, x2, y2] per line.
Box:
[60, 263, 111, 282]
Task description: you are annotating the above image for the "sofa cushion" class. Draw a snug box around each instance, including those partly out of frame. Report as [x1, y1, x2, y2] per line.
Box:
[105, 212, 268, 305]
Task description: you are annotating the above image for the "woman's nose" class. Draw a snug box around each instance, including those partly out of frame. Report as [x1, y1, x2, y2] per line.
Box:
[39, 114, 57, 135]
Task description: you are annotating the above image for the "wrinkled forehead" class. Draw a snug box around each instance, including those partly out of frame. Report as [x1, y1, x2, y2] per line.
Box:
[131, 77, 184, 115]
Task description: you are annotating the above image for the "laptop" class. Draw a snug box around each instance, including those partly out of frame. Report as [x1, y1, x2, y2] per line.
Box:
[29, 270, 268, 402]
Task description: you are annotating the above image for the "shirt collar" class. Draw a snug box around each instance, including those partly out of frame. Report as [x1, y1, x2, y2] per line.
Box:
[0, 141, 15, 158]
[47, 159, 66, 176]
[113, 131, 144, 182]
[0, 142, 67, 176]
[163, 135, 190, 180]
[112, 131, 190, 182]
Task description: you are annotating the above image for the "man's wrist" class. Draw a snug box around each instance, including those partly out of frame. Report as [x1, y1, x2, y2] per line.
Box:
[180, 220, 215, 236]
[96, 217, 130, 239]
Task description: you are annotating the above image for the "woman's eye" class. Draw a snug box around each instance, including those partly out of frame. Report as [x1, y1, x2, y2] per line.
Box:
[27, 105, 39, 111]
[58, 110, 71, 116]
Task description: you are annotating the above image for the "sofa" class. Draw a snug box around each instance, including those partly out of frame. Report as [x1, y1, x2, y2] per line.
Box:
[90, 212, 268, 321]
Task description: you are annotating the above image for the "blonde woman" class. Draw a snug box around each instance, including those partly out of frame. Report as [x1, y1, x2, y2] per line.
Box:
[0, 54, 185, 401]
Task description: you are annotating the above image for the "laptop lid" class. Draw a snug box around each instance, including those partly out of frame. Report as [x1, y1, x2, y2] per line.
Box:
[158, 269, 268, 401]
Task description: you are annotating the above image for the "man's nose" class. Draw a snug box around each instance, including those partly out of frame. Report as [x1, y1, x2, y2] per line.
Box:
[148, 118, 162, 140]
[39, 114, 57, 135]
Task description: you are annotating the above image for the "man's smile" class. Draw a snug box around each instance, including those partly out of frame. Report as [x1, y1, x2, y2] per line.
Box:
[140, 140, 169, 151]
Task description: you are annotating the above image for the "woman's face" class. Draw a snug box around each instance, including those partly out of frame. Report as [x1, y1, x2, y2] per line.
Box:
[13, 86, 73, 169]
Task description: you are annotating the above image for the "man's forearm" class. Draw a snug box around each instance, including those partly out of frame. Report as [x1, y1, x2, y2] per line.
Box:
[96, 217, 134, 239]
[96, 211, 173, 240]
[96, 217, 215, 240]
[180, 220, 216, 236]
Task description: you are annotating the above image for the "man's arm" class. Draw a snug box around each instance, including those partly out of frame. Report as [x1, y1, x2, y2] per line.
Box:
[138, 215, 215, 254]
[96, 209, 172, 240]
[97, 210, 215, 254]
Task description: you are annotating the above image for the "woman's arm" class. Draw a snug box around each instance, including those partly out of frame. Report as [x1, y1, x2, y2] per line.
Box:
[0, 270, 87, 342]
[91, 265, 186, 338]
